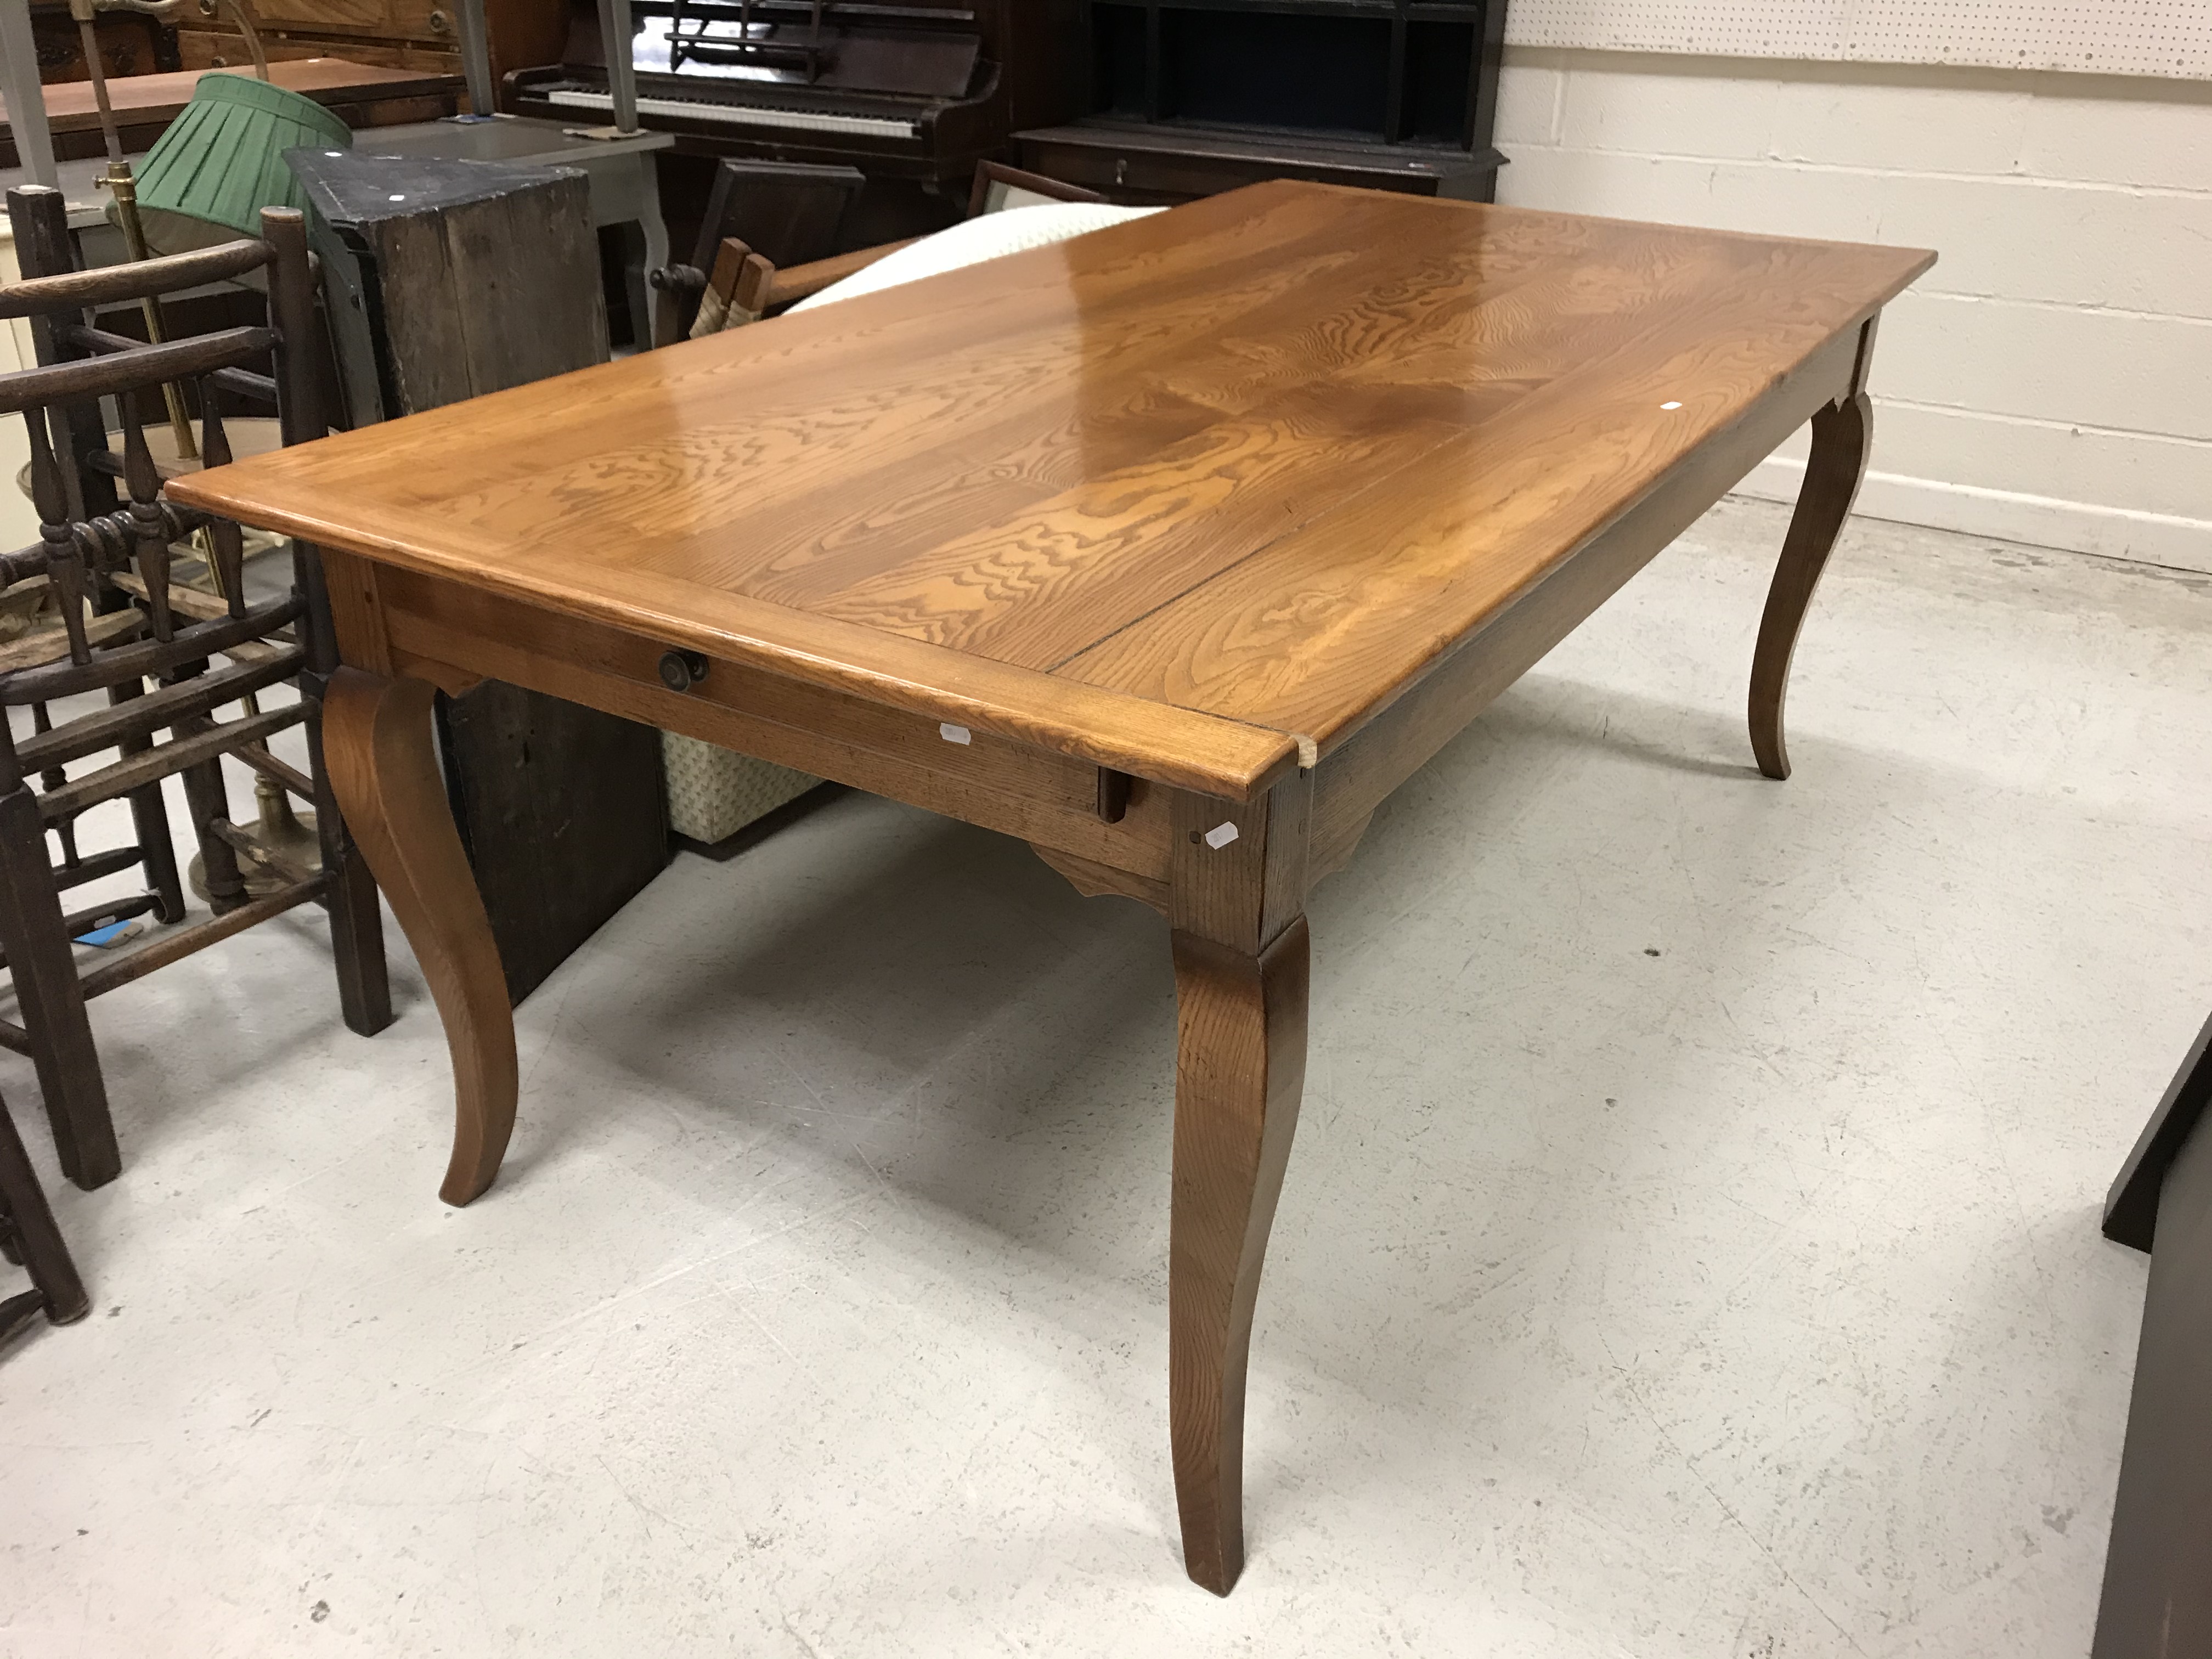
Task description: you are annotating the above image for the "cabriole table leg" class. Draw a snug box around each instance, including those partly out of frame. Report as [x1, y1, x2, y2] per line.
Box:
[322, 667, 518, 1206]
[1750, 380, 1875, 781]
[1167, 772, 1313, 1594]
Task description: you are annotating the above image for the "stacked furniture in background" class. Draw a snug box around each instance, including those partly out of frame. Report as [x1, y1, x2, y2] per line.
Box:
[510, 0, 1087, 255]
[22, 0, 180, 86]
[335, 119, 673, 351]
[0, 59, 468, 168]
[1018, 0, 1508, 205]
[167, 0, 564, 89]
[0, 188, 391, 1189]
[650, 157, 866, 343]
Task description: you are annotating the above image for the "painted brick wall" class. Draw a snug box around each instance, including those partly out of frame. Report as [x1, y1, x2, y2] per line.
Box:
[1493, 48, 2212, 571]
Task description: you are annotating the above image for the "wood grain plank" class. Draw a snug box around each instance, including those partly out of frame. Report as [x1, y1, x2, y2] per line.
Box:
[804, 393, 1472, 664]
[183, 183, 1380, 511]
[1307, 324, 1865, 866]
[169, 182, 1932, 797]
[1056, 240, 1929, 748]
[254, 544, 1303, 799]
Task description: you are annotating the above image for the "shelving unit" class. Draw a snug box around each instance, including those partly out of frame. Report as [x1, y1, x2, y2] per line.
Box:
[1019, 0, 1506, 205]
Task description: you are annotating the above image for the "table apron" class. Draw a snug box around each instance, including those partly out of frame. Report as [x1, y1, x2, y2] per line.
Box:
[1310, 318, 1869, 879]
[321, 555, 1177, 887]
[317, 313, 1867, 909]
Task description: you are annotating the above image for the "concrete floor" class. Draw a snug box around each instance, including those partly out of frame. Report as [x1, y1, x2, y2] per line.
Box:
[2, 497, 2209, 1658]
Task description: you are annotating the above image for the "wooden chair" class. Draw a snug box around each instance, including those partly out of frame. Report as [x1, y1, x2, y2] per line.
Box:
[0, 1086, 87, 1347]
[676, 160, 1109, 338]
[967, 160, 1109, 219]
[0, 186, 392, 1191]
[650, 159, 868, 345]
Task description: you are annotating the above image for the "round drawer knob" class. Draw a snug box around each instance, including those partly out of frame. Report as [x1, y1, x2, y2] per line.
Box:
[658, 650, 709, 692]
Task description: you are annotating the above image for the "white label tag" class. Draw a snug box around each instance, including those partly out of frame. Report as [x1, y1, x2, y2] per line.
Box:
[939, 723, 972, 745]
[1204, 821, 1240, 850]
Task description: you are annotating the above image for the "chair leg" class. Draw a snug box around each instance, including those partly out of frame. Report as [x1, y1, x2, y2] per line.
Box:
[0, 788, 116, 1188]
[0, 1088, 87, 1324]
[176, 749, 249, 916]
[30, 704, 78, 867]
[108, 681, 187, 924]
[303, 675, 392, 1037]
[126, 777, 189, 925]
[1748, 390, 1872, 781]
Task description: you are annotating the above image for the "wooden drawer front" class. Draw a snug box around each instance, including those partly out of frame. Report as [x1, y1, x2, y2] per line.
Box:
[245, 0, 452, 44]
[177, 29, 460, 71]
[370, 567, 1175, 884]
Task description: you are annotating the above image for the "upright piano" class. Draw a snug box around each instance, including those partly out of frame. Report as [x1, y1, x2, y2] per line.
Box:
[508, 0, 1081, 200]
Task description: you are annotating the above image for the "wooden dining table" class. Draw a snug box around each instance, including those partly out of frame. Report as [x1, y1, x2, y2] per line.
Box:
[171, 180, 1933, 1593]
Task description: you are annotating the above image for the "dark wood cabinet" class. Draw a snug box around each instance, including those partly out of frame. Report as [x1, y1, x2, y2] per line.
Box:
[1019, 0, 1506, 206]
[171, 0, 567, 93]
[296, 148, 669, 1006]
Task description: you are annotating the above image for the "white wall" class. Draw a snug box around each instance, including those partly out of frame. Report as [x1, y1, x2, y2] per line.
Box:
[1492, 48, 2212, 571]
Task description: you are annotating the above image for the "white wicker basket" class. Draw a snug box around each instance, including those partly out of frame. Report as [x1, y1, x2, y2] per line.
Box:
[661, 733, 817, 847]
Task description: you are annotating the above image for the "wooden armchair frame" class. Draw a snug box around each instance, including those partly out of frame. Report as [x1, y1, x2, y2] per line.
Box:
[677, 160, 1109, 341]
[0, 187, 391, 1188]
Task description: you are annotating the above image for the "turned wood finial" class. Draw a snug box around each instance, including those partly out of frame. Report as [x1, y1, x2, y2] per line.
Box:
[26, 407, 92, 666]
[116, 393, 177, 645]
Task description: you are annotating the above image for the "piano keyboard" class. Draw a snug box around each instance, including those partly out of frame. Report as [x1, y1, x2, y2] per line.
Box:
[543, 88, 919, 140]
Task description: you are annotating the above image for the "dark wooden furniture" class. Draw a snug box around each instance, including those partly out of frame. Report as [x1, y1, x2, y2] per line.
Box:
[342, 119, 674, 351]
[169, 0, 566, 89]
[0, 1085, 88, 1346]
[0, 187, 391, 1189]
[290, 146, 667, 1005]
[508, 0, 1084, 202]
[292, 148, 609, 431]
[0, 59, 468, 169]
[1019, 0, 1506, 206]
[967, 159, 1104, 217]
[2095, 1008, 2212, 1657]
[173, 181, 1934, 1592]
[689, 156, 865, 267]
[650, 157, 865, 340]
[678, 156, 1106, 332]
[27, 2, 183, 87]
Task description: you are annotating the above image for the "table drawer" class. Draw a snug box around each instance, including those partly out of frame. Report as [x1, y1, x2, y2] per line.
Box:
[362, 565, 1176, 887]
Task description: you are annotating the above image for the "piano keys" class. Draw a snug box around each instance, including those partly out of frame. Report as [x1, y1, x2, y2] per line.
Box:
[509, 0, 1081, 194]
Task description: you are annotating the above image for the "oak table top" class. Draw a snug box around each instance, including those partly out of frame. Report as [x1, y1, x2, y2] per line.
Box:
[171, 180, 1933, 1596]
[174, 180, 1928, 798]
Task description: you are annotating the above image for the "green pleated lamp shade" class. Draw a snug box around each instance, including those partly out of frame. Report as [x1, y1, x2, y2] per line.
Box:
[126, 74, 354, 255]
